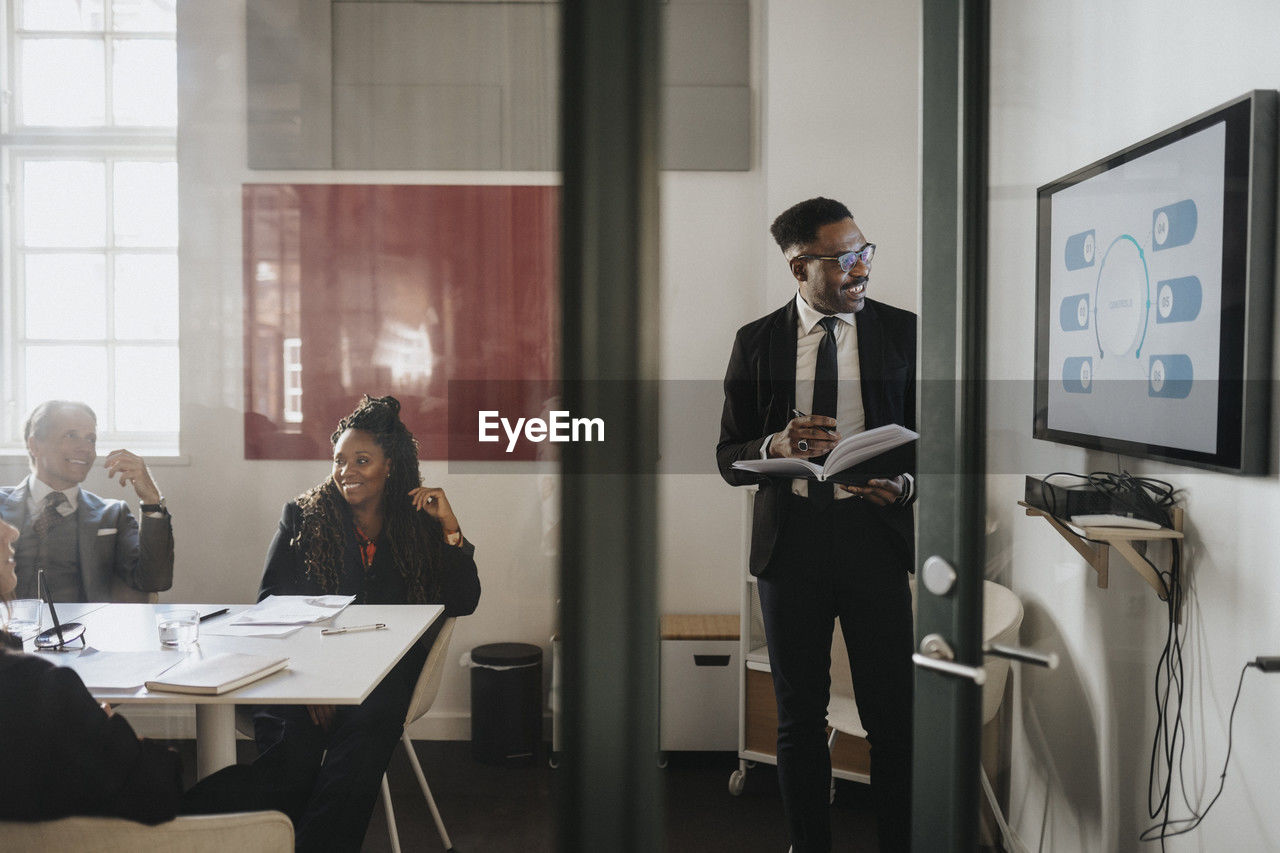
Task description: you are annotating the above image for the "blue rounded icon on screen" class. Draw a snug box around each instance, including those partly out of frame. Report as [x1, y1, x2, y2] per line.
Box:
[1062, 356, 1093, 393]
[1154, 276, 1202, 324]
[1148, 354, 1193, 398]
[1064, 230, 1096, 270]
[1060, 294, 1090, 331]
[1151, 200, 1197, 251]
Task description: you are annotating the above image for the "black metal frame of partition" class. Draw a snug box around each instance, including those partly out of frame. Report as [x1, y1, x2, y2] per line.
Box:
[558, 0, 663, 850]
[915, 0, 990, 849]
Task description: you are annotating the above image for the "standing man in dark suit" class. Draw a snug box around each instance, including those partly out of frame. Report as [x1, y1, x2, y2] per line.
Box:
[0, 400, 173, 603]
[717, 197, 916, 851]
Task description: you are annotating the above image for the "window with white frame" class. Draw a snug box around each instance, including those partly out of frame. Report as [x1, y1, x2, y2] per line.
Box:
[2, 0, 178, 453]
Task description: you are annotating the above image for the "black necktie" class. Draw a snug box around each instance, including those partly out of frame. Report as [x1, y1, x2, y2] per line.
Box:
[810, 316, 839, 508]
[33, 491, 67, 538]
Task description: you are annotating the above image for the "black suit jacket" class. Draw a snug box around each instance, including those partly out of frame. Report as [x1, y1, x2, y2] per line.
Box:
[0, 649, 183, 824]
[717, 297, 917, 576]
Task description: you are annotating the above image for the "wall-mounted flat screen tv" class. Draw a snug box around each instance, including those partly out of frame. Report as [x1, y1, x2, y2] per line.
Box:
[1034, 90, 1276, 474]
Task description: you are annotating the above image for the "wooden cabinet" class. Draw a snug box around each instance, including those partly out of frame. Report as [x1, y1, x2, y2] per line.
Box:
[660, 615, 739, 752]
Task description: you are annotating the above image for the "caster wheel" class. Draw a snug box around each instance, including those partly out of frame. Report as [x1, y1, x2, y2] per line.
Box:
[657, 753, 668, 769]
[549, 755, 560, 769]
[728, 769, 746, 796]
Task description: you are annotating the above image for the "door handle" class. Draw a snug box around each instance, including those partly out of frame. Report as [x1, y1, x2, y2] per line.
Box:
[983, 642, 1059, 669]
[912, 633, 986, 685]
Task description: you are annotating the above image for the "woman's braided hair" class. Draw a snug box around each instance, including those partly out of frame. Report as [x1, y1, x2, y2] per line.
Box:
[293, 395, 442, 603]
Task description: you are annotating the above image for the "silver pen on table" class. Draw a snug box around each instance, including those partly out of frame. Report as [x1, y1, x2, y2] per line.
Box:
[321, 623, 387, 635]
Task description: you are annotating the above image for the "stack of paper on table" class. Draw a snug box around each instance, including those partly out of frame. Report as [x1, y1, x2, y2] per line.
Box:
[203, 595, 355, 638]
[146, 652, 289, 695]
[231, 595, 354, 625]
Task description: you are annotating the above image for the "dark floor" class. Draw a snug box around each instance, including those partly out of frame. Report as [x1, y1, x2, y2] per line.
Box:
[172, 740, 880, 852]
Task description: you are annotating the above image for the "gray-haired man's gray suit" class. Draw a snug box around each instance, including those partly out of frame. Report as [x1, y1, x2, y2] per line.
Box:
[0, 480, 173, 602]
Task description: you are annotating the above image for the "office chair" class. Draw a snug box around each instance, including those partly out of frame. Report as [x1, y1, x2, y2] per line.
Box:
[381, 616, 458, 853]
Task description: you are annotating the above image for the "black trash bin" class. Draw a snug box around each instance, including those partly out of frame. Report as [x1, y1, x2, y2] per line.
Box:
[470, 642, 543, 765]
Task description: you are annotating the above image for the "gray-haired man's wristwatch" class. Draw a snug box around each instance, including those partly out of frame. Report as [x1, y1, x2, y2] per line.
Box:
[140, 496, 167, 517]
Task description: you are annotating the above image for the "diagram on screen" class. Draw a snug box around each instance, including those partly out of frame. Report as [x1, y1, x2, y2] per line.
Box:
[1057, 196, 1202, 400]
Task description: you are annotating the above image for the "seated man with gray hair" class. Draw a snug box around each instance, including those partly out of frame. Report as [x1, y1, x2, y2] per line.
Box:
[0, 400, 173, 602]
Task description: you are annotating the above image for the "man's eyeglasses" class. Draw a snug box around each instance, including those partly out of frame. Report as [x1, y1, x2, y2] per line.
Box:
[797, 243, 876, 272]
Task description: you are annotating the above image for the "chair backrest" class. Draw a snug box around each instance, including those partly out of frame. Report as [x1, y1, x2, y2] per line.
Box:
[979, 580, 1024, 724]
[403, 616, 457, 727]
[0, 811, 293, 852]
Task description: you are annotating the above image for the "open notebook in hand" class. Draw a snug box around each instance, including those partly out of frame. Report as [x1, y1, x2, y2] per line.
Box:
[731, 423, 918, 483]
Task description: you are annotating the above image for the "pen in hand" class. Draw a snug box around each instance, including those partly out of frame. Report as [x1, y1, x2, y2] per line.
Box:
[791, 409, 838, 435]
[321, 623, 387, 636]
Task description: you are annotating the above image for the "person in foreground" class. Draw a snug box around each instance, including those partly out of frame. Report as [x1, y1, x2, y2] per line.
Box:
[716, 197, 916, 851]
[0, 517, 183, 823]
[0, 399, 173, 603]
[197, 395, 480, 852]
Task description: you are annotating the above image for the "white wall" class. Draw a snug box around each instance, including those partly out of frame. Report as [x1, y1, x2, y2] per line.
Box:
[988, 2, 1280, 850]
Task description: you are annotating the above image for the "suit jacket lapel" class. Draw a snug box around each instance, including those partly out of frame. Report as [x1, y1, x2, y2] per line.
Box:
[0, 482, 31, 530]
[77, 491, 107, 601]
[338, 502, 365, 594]
[855, 301, 889, 427]
[766, 299, 798, 433]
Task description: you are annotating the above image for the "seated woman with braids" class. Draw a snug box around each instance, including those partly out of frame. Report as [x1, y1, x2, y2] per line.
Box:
[192, 395, 479, 852]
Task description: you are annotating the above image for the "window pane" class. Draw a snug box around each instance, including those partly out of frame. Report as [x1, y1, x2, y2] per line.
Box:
[19, 39, 106, 126]
[25, 346, 109, 419]
[111, 0, 175, 33]
[23, 161, 107, 248]
[25, 254, 108, 339]
[114, 161, 178, 247]
[112, 39, 176, 127]
[19, 0, 105, 31]
[115, 346, 179, 432]
[114, 254, 178, 339]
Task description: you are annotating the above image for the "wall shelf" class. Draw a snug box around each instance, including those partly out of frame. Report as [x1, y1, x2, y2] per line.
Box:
[1018, 502, 1184, 619]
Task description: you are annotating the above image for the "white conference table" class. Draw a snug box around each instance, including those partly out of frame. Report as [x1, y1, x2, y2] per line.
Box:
[27, 602, 443, 779]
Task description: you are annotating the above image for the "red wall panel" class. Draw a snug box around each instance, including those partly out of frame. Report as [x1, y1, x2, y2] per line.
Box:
[243, 184, 559, 461]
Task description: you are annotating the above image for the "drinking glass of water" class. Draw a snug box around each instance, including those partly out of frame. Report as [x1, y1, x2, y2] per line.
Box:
[6, 598, 43, 640]
[156, 608, 200, 650]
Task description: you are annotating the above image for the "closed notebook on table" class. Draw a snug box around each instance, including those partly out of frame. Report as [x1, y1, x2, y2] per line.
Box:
[145, 652, 289, 695]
